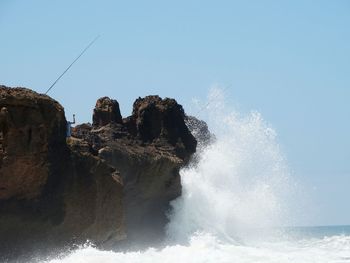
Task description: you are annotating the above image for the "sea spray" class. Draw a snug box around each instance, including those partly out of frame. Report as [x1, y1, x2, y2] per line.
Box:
[46, 234, 350, 263]
[166, 87, 295, 244]
[45, 87, 350, 263]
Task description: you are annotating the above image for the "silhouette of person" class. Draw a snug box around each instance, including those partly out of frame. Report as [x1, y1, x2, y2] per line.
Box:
[66, 114, 75, 137]
[0, 107, 9, 133]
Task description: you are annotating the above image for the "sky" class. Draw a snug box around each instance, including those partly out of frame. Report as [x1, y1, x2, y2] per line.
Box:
[1, 0, 349, 226]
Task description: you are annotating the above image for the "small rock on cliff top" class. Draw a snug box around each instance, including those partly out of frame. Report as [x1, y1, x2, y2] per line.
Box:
[93, 96, 122, 126]
[128, 95, 196, 159]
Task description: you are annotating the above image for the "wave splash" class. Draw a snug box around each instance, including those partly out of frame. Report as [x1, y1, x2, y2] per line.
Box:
[47, 234, 350, 263]
[167, 87, 293, 244]
[46, 88, 349, 263]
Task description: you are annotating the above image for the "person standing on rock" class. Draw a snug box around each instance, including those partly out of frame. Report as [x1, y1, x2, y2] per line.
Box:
[0, 107, 9, 133]
[0, 107, 9, 153]
[66, 114, 75, 137]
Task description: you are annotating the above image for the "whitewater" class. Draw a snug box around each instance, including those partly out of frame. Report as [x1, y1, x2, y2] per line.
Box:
[46, 88, 350, 263]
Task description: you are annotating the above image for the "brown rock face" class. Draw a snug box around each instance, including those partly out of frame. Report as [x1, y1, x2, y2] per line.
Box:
[126, 95, 197, 160]
[0, 87, 197, 260]
[0, 86, 125, 261]
[0, 86, 66, 200]
[93, 97, 122, 127]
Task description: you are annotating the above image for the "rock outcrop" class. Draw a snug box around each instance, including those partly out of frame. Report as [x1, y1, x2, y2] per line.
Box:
[73, 95, 197, 246]
[0, 86, 124, 261]
[93, 97, 122, 126]
[0, 86, 197, 260]
[0, 87, 66, 200]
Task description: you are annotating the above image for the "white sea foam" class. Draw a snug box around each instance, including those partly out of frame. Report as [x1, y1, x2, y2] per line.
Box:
[47, 234, 350, 263]
[46, 87, 349, 263]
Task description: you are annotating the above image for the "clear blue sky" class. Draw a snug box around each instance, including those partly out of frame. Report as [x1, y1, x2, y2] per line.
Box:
[1, 0, 349, 226]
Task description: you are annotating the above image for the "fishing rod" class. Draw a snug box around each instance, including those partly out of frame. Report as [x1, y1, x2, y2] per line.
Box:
[45, 35, 100, 95]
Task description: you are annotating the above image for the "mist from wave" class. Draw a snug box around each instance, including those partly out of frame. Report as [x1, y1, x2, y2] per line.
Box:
[45, 87, 350, 263]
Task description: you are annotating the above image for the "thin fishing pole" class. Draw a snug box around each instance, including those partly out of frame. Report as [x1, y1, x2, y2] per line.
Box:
[45, 35, 100, 95]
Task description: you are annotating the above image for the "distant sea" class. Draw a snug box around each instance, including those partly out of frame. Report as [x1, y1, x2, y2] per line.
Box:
[287, 225, 350, 238]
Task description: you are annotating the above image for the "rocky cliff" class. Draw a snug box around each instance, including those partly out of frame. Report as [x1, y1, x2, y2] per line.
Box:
[0, 86, 124, 260]
[73, 95, 197, 246]
[0, 86, 197, 260]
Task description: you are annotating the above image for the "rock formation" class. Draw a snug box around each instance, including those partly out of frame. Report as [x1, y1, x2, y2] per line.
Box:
[92, 97, 122, 126]
[0, 86, 197, 260]
[73, 95, 197, 246]
[0, 86, 124, 261]
[0, 87, 66, 200]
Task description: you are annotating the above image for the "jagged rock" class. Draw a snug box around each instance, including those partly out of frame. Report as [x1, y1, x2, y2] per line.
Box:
[127, 95, 197, 160]
[93, 97, 122, 127]
[0, 86, 125, 261]
[0, 86, 66, 200]
[74, 95, 197, 246]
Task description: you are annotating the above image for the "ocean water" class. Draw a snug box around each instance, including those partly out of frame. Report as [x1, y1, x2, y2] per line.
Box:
[44, 88, 350, 263]
[45, 226, 350, 263]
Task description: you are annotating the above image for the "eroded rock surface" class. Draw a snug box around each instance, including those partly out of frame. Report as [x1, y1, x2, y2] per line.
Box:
[0, 86, 124, 261]
[74, 95, 197, 246]
[93, 97, 122, 127]
[0, 87, 198, 260]
[0, 87, 66, 200]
